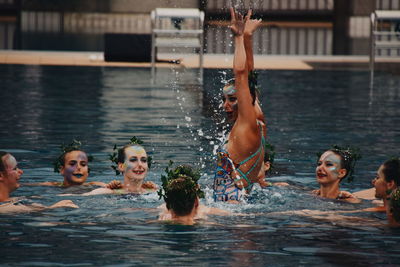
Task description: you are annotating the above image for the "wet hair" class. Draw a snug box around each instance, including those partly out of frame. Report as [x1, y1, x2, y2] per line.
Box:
[117, 144, 145, 164]
[382, 158, 400, 185]
[159, 163, 204, 216]
[164, 176, 198, 216]
[263, 142, 275, 174]
[0, 151, 10, 172]
[318, 145, 361, 182]
[389, 188, 400, 223]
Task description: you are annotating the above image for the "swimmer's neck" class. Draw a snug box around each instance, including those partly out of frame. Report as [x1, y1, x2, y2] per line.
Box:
[0, 191, 11, 202]
[319, 183, 341, 199]
[170, 210, 197, 225]
[62, 179, 84, 187]
[123, 177, 144, 193]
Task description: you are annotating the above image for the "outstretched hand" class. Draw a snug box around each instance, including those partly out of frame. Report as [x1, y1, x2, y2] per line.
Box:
[229, 7, 245, 36]
[243, 9, 262, 36]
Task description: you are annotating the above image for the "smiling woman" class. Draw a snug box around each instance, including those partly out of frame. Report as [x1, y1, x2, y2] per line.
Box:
[313, 145, 361, 203]
[82, 138, 158, 196]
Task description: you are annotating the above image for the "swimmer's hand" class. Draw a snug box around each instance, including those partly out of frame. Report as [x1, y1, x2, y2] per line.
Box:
[244, 9, 262, 36]
[48, 200, 79, 209]
[106, 180, 122, 189]
[229, 7, 245, 36]
[142, 181, 158, 190]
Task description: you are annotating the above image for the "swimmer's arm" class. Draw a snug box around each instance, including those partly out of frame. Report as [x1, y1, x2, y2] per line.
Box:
[59, 188, 114, 196]
[81, 188, 114, 196]
[243, 9, 257, 72]
[0, 200, 78, 213]
[87, 181, 108, 187]
[22, 181, 60, 186]
[353, 188, 376, 200]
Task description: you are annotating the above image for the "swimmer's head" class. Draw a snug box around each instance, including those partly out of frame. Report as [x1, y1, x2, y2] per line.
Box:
[159, 164, 204, 216]
[222, 81, 239, 123]
[0, 151, 23, 194]
[258, 142, 275, 180]
[117, 144, 149, 181]
[373, 158, 400, 199]
[222, 74, 259, 123]
[316, 145, 361, 184]
[53, 140, 92, 186]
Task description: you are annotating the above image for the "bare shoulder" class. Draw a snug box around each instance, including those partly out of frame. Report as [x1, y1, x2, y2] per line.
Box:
[353, 188, 376, 200]
[24, 181, 61, 186]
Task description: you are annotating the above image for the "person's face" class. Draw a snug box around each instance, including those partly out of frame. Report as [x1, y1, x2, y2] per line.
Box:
[222, 85, 238, 123]
[0, 154, 23, 192]
[257, 161, 271, 180]
[119, 146, 148, 181]
[316, 151, 346, 185]
[60, 151, 89, 185]
[372, 164, 390, 199]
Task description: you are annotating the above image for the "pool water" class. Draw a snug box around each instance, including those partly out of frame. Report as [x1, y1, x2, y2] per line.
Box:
[1, 64, 400, 266]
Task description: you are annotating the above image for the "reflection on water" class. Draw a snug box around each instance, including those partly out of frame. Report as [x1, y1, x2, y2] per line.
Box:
[1, 65, 400, 265]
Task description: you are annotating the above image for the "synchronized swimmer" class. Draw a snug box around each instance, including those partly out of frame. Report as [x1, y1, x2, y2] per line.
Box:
[1, 7, 400, 227]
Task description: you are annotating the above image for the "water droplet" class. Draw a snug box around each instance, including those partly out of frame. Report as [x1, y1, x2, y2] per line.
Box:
[185, 116, 191, 122]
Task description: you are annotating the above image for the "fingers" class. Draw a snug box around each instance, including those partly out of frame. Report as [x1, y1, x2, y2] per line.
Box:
[245, 9, 252, 20]
[230, 7, 236, 21]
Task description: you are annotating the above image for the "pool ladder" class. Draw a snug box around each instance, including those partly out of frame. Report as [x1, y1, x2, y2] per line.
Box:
[150, 8, 204, 84]
[369, 10, 400, 89]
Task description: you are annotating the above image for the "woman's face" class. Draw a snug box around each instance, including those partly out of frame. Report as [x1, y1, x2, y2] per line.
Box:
[316, 151, 346, 185]
[372, 164, 389, 199]
[61, 150, 89, 185]
[0, 154, 23, 192]
[119, 146, 148, 181]
[222, 84, 238, 123]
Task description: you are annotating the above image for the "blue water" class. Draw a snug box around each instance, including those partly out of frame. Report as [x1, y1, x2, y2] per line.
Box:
[1, 64, 400, 266]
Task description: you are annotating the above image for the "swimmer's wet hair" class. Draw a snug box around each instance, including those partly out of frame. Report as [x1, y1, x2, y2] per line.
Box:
[109, 136, 152, 175]
[382, 158, 400, 185]
[317, 145, 361, 182]
[390, 188, 400, 223]
[53, 140, 93, 173]
[224, 70, 260, 105]
[0, 151, 10, 172]
[158, 162, 204, 216]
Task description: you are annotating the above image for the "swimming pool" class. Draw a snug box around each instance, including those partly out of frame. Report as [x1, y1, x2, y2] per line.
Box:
[1, 64, 400, 266]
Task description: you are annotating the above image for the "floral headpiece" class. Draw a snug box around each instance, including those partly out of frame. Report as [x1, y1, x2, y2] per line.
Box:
[53, 139, 93, 173]
[317, 145, 361, 182]
[390, 187, 400, 223]
[158, 161, 205, 201]
[109, 136, 152, 175]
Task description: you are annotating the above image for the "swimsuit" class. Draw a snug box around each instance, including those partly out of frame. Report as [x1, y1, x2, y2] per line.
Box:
[213, 123, 266, 202]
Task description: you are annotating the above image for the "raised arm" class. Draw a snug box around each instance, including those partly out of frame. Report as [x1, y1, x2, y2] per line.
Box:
[230, 7, 258, 129]
[244, 9, 260, 72]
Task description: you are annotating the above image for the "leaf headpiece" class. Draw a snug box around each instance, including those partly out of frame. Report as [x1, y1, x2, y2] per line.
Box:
[158, 161, 204, 201]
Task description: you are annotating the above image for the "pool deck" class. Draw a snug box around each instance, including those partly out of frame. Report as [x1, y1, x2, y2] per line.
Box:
[0, 50, 399, 72]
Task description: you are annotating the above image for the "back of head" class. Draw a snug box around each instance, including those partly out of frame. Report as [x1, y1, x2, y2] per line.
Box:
[160, 164, 204, 216]
[0, 151, 10, 172]
[390, 187, 400, 224]
[382, 158, 400, 186]
[165, 176, 198, 216]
